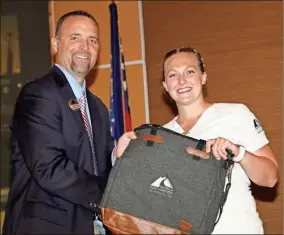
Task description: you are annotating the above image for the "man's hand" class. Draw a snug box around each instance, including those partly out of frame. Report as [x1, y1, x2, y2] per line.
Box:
[114, 131, 137, 159]
[206, 137, 240, 160]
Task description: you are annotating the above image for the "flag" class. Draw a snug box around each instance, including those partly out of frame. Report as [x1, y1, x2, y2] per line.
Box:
[120, 38, 132, 132]
[109, 2, 132, 142]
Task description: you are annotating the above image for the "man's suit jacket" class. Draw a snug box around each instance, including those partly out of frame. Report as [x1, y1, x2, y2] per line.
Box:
[3, 66, 114, 234]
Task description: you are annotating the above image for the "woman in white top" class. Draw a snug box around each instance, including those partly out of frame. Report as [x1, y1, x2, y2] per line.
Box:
[116, 47, 278, 234]
[160, 47, 278, 234]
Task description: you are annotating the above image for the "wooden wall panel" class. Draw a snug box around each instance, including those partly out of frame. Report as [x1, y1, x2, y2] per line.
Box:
[142, 1, 282, 234]
[122, 64, 146, 128]
[114, 1, 142, 61]
[87, 64, 146, 129]
[86, 68, 110, 107]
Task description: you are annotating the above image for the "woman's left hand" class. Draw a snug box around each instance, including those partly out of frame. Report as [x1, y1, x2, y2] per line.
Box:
[206, 137, 240, 160]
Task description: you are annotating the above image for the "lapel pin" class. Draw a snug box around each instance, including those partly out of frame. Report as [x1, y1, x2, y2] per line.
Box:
[69, 99, 80, 111]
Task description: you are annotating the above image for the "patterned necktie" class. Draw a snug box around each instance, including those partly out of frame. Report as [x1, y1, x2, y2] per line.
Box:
[79, 92, 98, 175]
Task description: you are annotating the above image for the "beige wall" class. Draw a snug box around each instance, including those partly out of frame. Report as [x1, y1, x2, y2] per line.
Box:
[142, 1, 282, 234]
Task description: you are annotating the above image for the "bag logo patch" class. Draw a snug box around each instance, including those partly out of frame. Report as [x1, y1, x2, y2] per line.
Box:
[150, 176, 173, 198]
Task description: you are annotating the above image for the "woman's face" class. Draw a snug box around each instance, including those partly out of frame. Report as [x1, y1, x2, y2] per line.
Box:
[163, 52, 207, 106]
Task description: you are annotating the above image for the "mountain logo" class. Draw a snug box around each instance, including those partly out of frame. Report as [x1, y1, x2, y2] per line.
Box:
[253, 119, 263, 133]
[149, 176, 173, 198]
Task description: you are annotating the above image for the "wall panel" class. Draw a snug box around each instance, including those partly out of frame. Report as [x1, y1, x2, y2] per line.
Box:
[142, 1, 282, 234]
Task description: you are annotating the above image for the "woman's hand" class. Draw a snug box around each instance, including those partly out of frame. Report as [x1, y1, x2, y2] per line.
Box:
[206, 137, 240, 160]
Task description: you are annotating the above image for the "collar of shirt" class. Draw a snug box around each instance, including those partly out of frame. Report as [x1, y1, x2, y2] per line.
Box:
[55, 63, 86, 100]
[171, 116, 184, 134]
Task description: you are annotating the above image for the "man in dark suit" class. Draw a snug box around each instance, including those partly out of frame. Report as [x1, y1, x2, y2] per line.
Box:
[3, 10, 135, 234]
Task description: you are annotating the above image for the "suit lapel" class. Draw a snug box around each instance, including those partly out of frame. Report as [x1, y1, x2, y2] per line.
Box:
[59, 84, 85, 131]
[61, 86, 85, 127]
[51, 66, 94, 174]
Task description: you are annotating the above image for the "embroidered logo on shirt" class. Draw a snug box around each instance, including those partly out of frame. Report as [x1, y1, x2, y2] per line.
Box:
[253, 119, 263, 133]
[149, 176, 173, 198]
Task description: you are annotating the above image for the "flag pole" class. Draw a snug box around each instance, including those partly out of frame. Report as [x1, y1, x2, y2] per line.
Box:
[109, 1, 124, 141]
